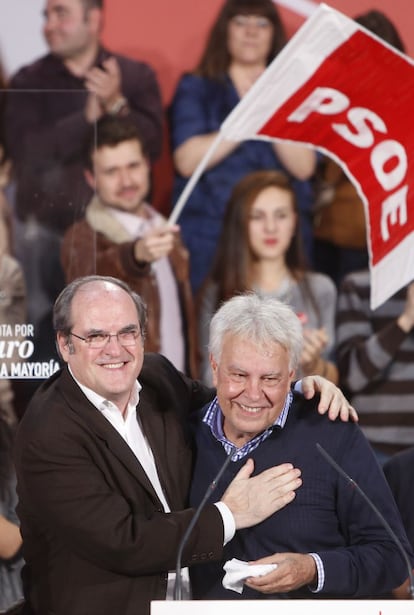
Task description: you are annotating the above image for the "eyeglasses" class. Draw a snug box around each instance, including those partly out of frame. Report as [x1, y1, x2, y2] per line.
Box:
[70, 329, 141, 349]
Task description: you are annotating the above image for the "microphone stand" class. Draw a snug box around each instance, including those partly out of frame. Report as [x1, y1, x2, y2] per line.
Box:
[173, 446, 236, 600]
[317, 442, 414, 600]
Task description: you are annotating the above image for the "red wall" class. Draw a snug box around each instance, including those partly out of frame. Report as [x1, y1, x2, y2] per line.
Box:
[102, 0, 412, 105]
[101, 0, 413, 212]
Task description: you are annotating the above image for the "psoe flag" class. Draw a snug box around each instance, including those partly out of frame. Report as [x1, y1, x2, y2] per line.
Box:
[221, 3, 414, 310]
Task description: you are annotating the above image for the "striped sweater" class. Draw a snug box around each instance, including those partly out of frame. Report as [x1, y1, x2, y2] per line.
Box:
[336, 269, 414, 451]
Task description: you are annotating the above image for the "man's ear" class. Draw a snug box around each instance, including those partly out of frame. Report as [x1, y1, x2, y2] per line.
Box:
[209, 353, 218, 386]
[57, 332, 71, 362]
[84, 168, 96, 191]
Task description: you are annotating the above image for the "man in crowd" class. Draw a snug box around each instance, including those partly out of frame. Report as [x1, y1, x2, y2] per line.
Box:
[61, 116, 197, 376]
[15, 275, 355, 615]
[189, 293, 412, 599]
[4, 0, 163, 365]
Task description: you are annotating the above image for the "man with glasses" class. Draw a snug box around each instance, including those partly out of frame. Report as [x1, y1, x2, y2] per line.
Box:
[14, 275, 356, 615]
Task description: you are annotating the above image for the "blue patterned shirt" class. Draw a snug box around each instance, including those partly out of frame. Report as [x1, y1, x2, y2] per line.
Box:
[203, 391, 293, 460]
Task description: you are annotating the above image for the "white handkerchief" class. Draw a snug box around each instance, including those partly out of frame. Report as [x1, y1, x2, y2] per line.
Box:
[222, 557, 278, 594]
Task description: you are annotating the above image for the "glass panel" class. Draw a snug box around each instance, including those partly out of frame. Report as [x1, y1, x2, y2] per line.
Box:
[0, 89, 97, 421]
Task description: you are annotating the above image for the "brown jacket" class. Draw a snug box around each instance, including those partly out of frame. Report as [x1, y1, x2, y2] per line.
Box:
[61, 198, 198, 377]
[14, 356, 221, 615]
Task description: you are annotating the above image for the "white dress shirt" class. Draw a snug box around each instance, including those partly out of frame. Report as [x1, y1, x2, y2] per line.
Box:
[70, 370, 235, 599]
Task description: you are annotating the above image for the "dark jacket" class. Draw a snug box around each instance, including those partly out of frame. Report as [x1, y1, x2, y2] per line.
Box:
[14, 354, 219, 615]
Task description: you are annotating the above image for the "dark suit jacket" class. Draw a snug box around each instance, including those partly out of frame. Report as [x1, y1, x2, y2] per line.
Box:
[383, 447, 414, 550]
[14, 354, 221, 615]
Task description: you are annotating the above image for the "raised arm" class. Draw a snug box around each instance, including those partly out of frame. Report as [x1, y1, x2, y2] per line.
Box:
[336, 275, 414, 393]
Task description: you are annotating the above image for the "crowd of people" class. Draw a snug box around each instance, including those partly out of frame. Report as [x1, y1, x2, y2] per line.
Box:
[0, 0, 414, 613]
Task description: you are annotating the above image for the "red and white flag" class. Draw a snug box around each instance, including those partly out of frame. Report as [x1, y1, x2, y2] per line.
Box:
[220, 3, 414, 309]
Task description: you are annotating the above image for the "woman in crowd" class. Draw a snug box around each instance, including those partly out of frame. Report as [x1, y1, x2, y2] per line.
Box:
[170, 0, 316, 293]
[0, 182, 23, 606]
[0, 216, 26, 425]
[0, 417, 23, 612]
[197, 170, 337, 385]
[0, 61, 27, 425]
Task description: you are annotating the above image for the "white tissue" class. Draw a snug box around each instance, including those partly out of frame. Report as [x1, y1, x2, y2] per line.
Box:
[222, 557, 278, 594]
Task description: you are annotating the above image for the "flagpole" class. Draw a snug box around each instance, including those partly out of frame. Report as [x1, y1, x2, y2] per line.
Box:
[168, 132, 226, 225]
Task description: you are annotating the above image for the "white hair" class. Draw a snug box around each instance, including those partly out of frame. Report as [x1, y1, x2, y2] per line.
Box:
[208, 293, 303, 371]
